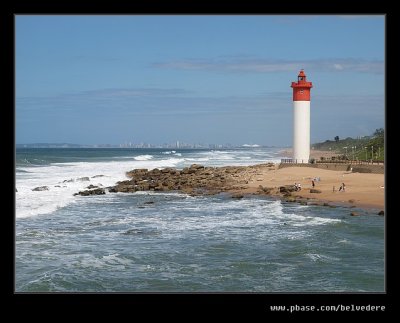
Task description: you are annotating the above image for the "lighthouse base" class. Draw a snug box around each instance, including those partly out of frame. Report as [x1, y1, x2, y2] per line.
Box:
[293, 101, 310, 163]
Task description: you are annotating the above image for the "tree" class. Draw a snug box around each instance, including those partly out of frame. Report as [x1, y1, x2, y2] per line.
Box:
[334, 136, 339, 142]
[373, 128, 384, 137]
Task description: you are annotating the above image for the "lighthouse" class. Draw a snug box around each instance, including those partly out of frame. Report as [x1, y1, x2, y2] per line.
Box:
[291, 69, 313, 163]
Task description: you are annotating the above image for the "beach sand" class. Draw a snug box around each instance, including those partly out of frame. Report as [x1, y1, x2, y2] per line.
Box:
[236, 164, 384, 210]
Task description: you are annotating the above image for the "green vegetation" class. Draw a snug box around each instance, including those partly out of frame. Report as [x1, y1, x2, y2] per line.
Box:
[312, 128, 384, 161]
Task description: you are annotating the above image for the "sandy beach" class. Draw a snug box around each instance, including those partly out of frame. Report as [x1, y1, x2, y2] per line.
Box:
[237, 164, 384, 210]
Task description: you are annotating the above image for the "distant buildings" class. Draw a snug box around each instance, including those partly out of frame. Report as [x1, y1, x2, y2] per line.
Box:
[17, 141, 276, 149]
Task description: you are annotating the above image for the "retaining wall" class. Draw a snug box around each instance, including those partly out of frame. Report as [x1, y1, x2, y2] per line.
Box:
[278, 163, 384, 174]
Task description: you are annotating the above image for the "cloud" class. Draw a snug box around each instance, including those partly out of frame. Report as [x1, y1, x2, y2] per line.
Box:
[153, 58, 384, 74]
[333, 64, 344, 70]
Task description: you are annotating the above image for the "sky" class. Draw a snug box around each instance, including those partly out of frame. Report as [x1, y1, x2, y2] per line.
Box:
[15, 15, 385, 146]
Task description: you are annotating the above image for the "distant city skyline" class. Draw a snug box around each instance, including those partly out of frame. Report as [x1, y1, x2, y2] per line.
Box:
[16, 15, 384, 146]
[16, 141, 270, 149]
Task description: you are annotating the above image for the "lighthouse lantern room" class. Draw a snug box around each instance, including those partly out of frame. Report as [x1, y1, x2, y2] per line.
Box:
[291, 69, 313, 163]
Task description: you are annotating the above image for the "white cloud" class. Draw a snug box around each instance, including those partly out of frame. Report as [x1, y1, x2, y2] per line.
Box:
[333, 64, 344, 70]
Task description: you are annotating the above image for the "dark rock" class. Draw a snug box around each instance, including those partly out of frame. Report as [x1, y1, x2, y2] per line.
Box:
[190, 164, 204, 170]
[161, 168, 175, 173]
[144, 201, 155, 204]
[280, 185, 296, 193]
[181, 167, 190, 174]
[350, 212, 359, 216]
[348, 199, 355, 203]
[91, 175, 105, 178]
[63, 179, 74, 183]
[231, 193, 244, 199]
[323, 203, 330, 207]
[150, 169, 161, 175]
[75, 188, 105, 196]
[86, 184, 99, 189]
[378, 210, 384, 216]
[310, 189, 322, 193]
[107, 187, 117, 193]
[76, 177, 90, 182]
[32, 186, 49, 191]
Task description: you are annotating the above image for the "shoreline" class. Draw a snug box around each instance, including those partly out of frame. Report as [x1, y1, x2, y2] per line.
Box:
[78, 160, 384, 213]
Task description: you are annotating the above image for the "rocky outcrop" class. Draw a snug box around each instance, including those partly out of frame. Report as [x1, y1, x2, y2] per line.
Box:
[310, 189, 322, 193]
[109, 164, 239, 196]
[32, 186, 49, 191]
[74, 188, 105, 196]
[378, 210, 384, 216]
[279, 185, 297, 194]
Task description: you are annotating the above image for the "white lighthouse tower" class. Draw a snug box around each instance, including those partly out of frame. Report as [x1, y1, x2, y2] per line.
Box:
[291, 69, 313, 163]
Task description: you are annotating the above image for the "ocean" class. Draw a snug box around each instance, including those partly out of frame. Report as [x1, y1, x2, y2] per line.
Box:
[15, 148, 384, 292]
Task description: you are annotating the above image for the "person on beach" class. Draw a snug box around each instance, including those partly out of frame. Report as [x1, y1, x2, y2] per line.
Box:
[342, 183, 345, 192]
[312, 180, 315, 188]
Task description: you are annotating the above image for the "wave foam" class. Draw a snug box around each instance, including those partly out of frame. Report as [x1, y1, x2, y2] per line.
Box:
[134, 155, 153, 161]
[16, 156, 186, 218]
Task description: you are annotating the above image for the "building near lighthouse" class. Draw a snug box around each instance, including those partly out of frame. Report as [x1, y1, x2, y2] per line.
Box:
[291, 69, 313, 163]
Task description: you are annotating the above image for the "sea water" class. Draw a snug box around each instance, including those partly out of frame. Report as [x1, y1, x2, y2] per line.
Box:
[15, 148, 384, 292]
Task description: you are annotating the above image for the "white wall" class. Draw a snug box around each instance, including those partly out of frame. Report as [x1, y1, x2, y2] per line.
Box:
[293, 101, 310, 163]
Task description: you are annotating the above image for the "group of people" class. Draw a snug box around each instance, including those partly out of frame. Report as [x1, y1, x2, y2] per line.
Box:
[293, 179, 346, 192]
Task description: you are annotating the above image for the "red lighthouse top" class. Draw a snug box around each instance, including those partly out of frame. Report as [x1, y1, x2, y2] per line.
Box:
[291, 69, 313, 101]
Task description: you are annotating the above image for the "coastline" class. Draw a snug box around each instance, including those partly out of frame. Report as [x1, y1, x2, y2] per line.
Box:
[91, 159, 384, 213]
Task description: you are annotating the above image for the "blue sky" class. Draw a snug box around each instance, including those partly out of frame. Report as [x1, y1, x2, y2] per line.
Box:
[16, 15, 384, 146]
